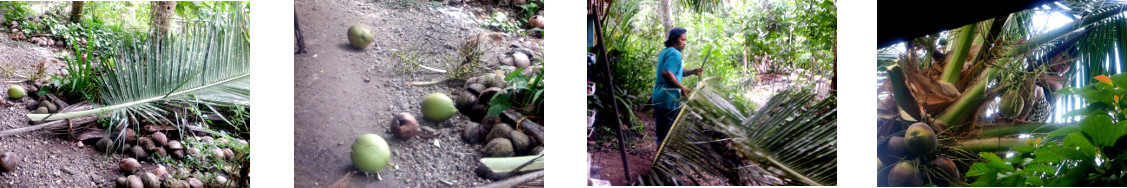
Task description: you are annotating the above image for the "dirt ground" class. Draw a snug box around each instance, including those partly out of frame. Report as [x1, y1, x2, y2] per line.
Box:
[0, 34, 139, 187]
[587, 110, 657, 186]
[293, 0, 540, 187]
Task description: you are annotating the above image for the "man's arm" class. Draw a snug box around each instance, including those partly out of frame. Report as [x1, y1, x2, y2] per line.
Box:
[684, 67, 703, 76]
[663, 70, 691, 96]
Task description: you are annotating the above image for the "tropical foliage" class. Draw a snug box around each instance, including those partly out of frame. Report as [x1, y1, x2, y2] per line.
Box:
[877, 0, 1127, 186]
[599, 0, 836, 105]
[636, 77, 836, 186]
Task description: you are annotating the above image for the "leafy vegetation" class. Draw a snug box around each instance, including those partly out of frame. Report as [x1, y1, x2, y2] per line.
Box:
[599, 0, 836, 105]
[965, 74, 1127, 186]
[876, 1, 1127, 187]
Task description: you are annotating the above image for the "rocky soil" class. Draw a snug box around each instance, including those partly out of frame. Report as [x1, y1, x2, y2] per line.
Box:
[294, 0, 542, 187]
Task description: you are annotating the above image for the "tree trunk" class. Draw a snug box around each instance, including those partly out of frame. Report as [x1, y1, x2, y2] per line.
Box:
[69, 1, 84, 23]
[149, 1, 176, 39]
[658, 0, 674, 31]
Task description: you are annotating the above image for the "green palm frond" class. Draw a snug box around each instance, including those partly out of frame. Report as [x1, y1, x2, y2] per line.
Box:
[637, 77, 836, 186]
[27, 2, 249, 128]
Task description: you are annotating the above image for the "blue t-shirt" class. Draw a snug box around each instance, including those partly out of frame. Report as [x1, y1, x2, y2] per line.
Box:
[652, 47, 683, 110]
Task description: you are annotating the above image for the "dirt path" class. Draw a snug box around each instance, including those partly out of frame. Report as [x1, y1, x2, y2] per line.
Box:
[293, 0, 535, 187]
[0, 35, 127, 187]
[587, 110, 657, 186]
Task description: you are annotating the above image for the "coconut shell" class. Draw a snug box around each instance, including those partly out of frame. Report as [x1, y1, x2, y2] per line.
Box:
[171, 149, 185, 160]
[151, 132, 168, 147]
[141, 172, 160, 188]
[120, 158, 141, 174]
[483, 138, 514, 157]
[390, 112, 421, 140]
[456, 92, 478, 114]
[210, 175, 230, 188]
[487, 123, 513, 142]
[122, 128, 137, 144]
[463, 123, 486, 144]
[34, 106, 48, 114]
[95, 137, 114, 153]
[530, 146, 543, 155]
[223, 148, 235, 159]
[139, 137, 156, 151]
[164, 179, 189, 188]
[126, 175, 143, 188]
[478, 87, 504, 105]
[481, 116, 501, 130]
[469, 103, 488, 122]
[116, 177, 128, 188]
[167, 140, 182, 150]
[0, 152, 17, 172]
[131, 146, 148, 161]
[467, 83, 487, 96]
[187, 178, 203, 188]
[509, 130, 531, 154]
[500, 56, 514, 66]
[42, 101, 57, 113]
[154, 147, 167, 159]
[211, 148, 225, 159]
[152, 165, 168, 177]
[512, 52, 530, 68]
[25, 100, 38, 111]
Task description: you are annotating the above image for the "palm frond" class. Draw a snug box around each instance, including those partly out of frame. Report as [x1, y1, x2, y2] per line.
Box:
[637, 77, 836, 186]
[27, 2, 249, 128]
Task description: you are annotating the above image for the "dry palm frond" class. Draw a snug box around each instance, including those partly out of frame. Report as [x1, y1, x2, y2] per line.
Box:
[637, 77, 836, 186]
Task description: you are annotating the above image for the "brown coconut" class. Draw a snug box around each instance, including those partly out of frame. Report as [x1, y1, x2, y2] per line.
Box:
[463, 123, 486, 144]
[0, 152, 17, 172]
[120, 158, 141, 174]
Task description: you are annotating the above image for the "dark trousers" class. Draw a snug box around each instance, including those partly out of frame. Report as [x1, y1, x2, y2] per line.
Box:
[654, 107, 680, 145]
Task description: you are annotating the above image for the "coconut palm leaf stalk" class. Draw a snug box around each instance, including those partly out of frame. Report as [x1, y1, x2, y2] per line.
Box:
[636, 77, 836, 186]
[25, 2, 249, 137]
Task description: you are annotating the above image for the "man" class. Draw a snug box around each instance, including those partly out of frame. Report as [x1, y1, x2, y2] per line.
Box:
[652, 27, 703, 144]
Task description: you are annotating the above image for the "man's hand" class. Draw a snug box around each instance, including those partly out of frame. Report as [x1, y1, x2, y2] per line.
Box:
[686, 67, 704, 76]
[681, 87, 692, 96]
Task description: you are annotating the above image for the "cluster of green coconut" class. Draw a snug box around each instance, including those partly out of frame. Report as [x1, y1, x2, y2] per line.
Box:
[879, 122, 963, 187]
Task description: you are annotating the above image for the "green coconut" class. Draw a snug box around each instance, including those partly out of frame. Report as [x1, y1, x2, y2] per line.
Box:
[351, 134, 391, 173]
[422, 93, 458, 122]
[888, 161, 922, 187]
[347, 24, 374, 50]
[904, 123, 938, 157]
[999, 91, 1024, 118]
[7, 85, 24, 100]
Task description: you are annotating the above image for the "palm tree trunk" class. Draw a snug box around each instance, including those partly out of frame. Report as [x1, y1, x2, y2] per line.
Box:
[658, 0, 673, 30]
[150, 1, 176, 38]
[69, 1, 84, 23]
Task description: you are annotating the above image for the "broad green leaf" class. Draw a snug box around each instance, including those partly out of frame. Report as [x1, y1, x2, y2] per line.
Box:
[1048, 127, 1081, 137]
[1026, 176, 1044, 186]
[1078, 114, 1126, 147]
[971, 172, 998, 187]
[980, 152, 1003, 163]
[965, 163, 993, 177]
[1023, 163, 1054, 173]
